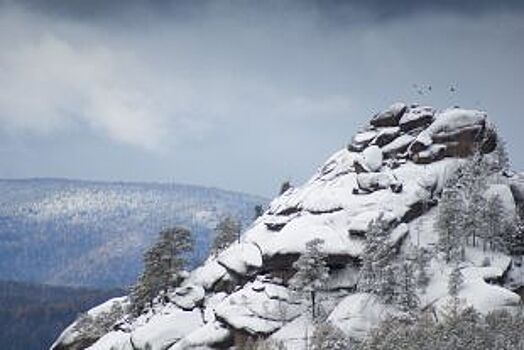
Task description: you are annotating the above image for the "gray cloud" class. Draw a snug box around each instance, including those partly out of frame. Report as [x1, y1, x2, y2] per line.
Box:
[0, 1, 523, 196]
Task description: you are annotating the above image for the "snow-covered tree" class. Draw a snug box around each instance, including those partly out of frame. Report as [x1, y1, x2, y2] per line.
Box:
[508, 218, 524, 256]
[359, 307, 524, 350]
[358, 214, 397, 304]
[493, 132, 510, 173]
[73, 302, 124, 342]
[311, 322, 351, 350]
[130, 226, 193, 315]
[448, 264, 464, 298]
[396, 260, 419, 314]
[459, 151, 490, 247]
[484, 194, 505, 252]
[436, 185, 464, 263]
[279, 181, 292, 195]
[210, 215, 241, 256]
[254, 204, 264, 220]
[415, 248, 431, 292]
[289, 238, 329, 319]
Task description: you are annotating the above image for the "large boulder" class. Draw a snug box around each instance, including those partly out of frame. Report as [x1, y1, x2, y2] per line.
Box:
[370, 102, 407, 127]
[354, 145, 383, 172]
[214, 281, 302, 335]
[381, 134, 415, 158]
[399, 105, 435, 132]
[130, 308, 203, 350]
[328, 293, 396, 339]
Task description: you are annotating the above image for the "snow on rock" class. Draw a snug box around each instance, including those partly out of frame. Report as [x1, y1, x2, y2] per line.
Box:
[360, 145, 383, 172]
[381, 134, 415, 158]
[316, 149, 357, 181]
[203, 292, 228, 323]
[328, 293, 395, 340]
[409, 131, 433, 154]
[429, 108, 486, 136]
[399, 105, 435, 131]
[168, 322, 231, 350]
[350, 130, 378, 151]
[217, 242, 263, 276]
[412, 144, 447, 164]
[130, 308, 203, 350]
[370, 102, 407, 127]
[172, 284, 205, 310]
[214, 281, 302, 335]
[354, 172, 402, 194]
[186, 259, 229, 291]
[250, 211, 364, 258]
[435, 266, 521, 316]
[348, 210, 397, 236]
[270, 315, 315, 350]
[86, 331, 132, 350]
[372, 127, 401, 147]
[51, 296, 128, 350]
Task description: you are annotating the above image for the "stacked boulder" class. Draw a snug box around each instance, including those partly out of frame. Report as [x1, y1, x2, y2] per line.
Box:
[53, 103, 523, 350]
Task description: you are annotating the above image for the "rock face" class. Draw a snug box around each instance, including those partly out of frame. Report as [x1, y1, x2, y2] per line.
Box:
[53, 103, 524, 350]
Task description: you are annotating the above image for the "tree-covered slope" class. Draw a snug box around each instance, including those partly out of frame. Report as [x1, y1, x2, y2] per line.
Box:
[0, 179, 266, 289]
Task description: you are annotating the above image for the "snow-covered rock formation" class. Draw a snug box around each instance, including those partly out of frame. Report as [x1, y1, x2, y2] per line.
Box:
[52, 103, 524, 350]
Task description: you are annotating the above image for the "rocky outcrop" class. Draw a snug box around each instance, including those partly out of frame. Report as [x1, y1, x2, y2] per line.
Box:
[54, 103, 524, 350]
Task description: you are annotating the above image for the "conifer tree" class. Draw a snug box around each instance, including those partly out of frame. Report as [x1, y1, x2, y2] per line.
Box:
[396, 260, 419, 314]
[493, 133, 510, 173]
[130, 226, 193, 315]
[415, 248, 430, 292]
[289, 238, 329, 319]
[448, 264, 464, 298]
[484, 194, 505, 252]
[210, 215, 241, 256]
[508, 218, 524, 257]
[279, 181, 292, 195]
[459, 151, 489, 247]
[358, 214, 397, 304]
[436, 185, 464, 263]
[254, 204, 264, 220]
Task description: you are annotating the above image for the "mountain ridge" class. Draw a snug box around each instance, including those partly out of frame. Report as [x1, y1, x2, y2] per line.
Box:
[0, 178, 266, 289]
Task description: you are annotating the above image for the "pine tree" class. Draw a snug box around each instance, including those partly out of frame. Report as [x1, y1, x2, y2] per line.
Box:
[493, 133, 510, 173]
[73, 302, 124, 341]
[289, 238, 329, 319]
[129, 226, 193, 315]
[484, 194, 505, 252]
[254, 204, 264, 220]
[311, 322, 350, 350]
[210, 215, 241, 256]
[448, 264, 464, 298]
[458, 151, 489, 247]
[358, 214, 397, 304]
[415, 248, 430, 292]
[396, 260, 419, 314]
[436, 185, 464, 263]
[508, 218, 524, 257]
[279, 181, 292, 195]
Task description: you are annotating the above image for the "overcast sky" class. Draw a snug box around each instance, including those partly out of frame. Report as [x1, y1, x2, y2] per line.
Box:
[0, 0, 523, 197]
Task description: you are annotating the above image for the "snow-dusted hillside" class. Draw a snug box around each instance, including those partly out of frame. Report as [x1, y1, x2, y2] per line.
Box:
[0, 179, 266, 288]
[53, 103, 524, 350]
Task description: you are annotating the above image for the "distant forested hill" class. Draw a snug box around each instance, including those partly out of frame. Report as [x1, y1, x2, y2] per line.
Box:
[0, 280, 123, 350]
[0, 178, 266, 289]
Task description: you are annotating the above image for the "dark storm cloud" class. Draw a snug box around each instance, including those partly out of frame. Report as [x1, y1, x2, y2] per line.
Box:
[0, 0, 523, 196]
[5, 0, 524, 22]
